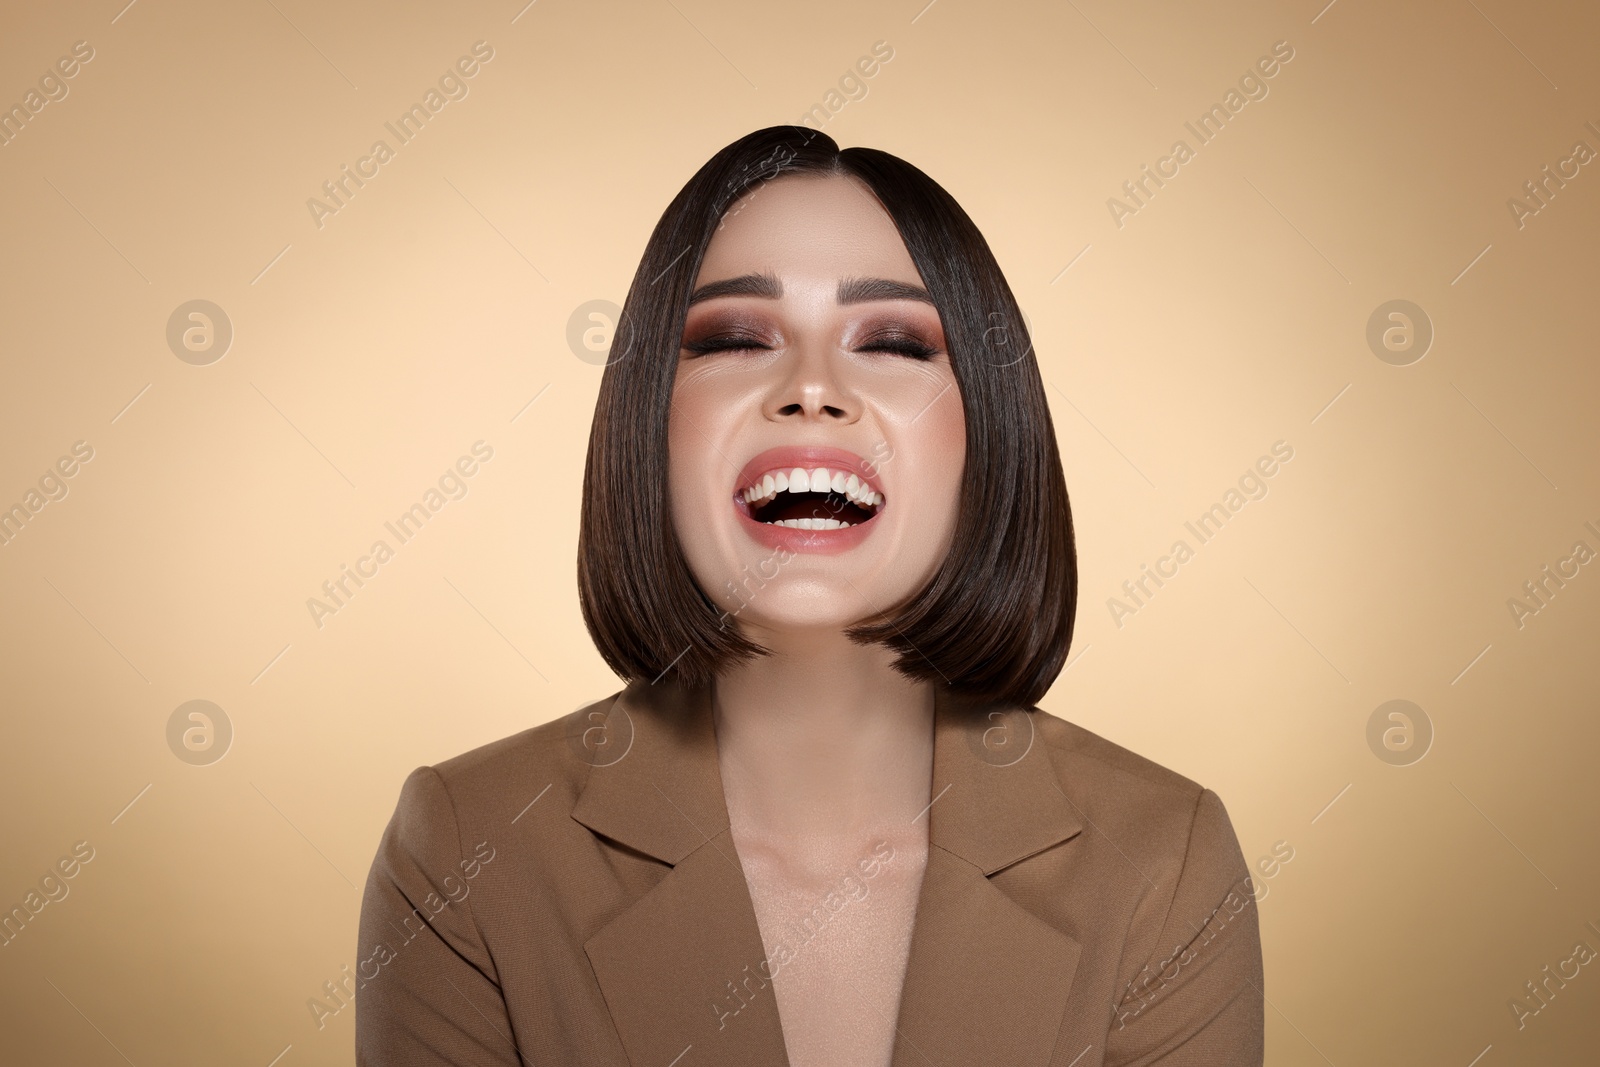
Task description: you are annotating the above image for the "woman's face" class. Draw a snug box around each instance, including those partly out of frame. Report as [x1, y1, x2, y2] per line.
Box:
[667, 173, 966, 637]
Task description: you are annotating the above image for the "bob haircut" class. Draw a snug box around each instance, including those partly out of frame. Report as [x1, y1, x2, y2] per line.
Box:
[579, 124, 1076, 708]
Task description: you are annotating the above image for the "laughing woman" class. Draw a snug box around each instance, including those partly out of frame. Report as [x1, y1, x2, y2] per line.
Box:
[355, 126, 1265, 1067]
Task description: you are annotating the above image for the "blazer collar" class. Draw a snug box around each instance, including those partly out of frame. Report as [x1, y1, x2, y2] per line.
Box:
[574, 678, 1086, 1067]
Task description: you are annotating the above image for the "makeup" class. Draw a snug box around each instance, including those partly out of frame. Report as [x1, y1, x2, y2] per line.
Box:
[731, 445, 887, 554]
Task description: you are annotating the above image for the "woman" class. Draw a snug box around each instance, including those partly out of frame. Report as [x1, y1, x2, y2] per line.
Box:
[355, 125, 1264, 1066]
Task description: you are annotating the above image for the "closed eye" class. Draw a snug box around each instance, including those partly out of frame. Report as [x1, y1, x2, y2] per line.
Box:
[680, 335, 771, 356]
[859, 333, 938, 359]
[681, 334, 938, 359]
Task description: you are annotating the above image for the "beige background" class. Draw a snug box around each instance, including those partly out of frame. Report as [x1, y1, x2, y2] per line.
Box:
[2, 0, 1597, 1063]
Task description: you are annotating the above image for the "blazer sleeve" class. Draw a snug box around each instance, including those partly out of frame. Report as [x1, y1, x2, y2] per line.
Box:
[355, 765, 523, 1066]
[1103, 787, 1265, 1066]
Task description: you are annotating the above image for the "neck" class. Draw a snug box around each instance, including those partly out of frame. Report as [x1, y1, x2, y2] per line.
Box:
[711, 627, 936, 847]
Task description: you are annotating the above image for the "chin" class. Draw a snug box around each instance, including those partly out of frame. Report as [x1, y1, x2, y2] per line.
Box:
[722, 604, 882, 644]
[711, 565, 929, 637]
[672, 460, 954, 636]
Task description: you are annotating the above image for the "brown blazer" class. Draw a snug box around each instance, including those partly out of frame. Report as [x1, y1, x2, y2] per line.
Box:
[355, 679, 1264, 1066]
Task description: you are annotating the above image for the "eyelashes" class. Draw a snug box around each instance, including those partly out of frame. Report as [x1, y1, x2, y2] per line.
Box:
[681, 332, 940, 360]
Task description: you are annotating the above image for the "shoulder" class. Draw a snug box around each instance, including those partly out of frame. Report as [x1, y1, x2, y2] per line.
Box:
[1026, 711, 1266, 1051]
[1026, 706, 1262, 1028]
[1028, 706, 1248, 883]
[1030, 704, 1207, 815]
[379, 692, 616, 841]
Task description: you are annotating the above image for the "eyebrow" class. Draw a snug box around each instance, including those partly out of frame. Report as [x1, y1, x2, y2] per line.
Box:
[686, 272, 934, 308]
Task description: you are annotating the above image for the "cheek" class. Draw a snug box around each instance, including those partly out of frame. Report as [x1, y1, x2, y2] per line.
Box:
[912, 391, 967, 516]
[666, 374, 747, 555]
[666, 400, 710, 530]
[877, 381, 965, 569]
[929, 393, 967, 465]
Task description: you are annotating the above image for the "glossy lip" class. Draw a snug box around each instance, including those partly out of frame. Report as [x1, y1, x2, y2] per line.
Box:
[733, 445, 887, 555]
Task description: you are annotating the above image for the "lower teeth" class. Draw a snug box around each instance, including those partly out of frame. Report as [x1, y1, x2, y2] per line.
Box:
[768, 518, 851, 530]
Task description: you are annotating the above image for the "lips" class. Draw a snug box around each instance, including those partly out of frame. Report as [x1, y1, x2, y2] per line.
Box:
[732, 446, 886, 552]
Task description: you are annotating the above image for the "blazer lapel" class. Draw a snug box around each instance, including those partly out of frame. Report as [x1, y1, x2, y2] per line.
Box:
[887, 688, 1086, 1067]
[576, 680, 790, 1067]
[573, 679, 1086, 1067]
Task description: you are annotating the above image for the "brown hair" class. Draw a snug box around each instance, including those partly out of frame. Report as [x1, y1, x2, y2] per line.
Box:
[578, 125, 1076, 707]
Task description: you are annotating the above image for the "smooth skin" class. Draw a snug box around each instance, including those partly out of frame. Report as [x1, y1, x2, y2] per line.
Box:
[667, 172, 967, 1067]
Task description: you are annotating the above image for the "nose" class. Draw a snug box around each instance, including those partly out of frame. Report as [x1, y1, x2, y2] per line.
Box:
[762, 337, 860, 424]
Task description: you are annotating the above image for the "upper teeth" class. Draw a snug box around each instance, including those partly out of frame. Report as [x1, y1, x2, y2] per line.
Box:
[740, 467, 883, 509]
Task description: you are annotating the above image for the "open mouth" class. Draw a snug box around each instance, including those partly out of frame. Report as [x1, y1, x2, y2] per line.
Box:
[737, 466, 884, 530]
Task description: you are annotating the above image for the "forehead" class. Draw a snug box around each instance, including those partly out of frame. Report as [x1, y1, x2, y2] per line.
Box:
[695, 173, 922, 286]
